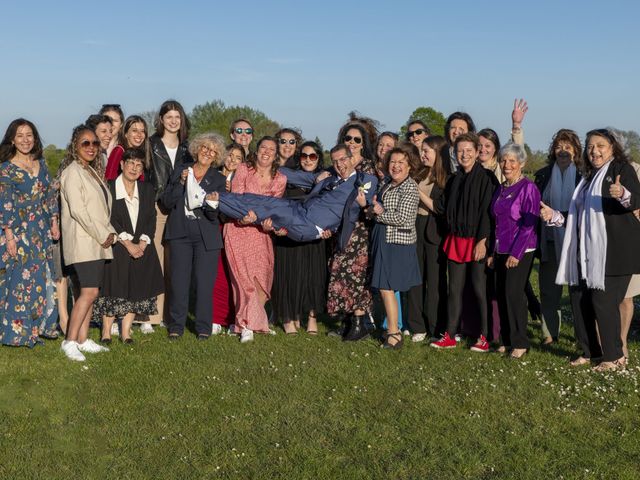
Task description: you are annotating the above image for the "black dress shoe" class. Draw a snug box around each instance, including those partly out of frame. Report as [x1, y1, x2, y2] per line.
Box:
[343, 314, 369, 342]
[122, 338, 134, 344]
[327, 315, 351, 338]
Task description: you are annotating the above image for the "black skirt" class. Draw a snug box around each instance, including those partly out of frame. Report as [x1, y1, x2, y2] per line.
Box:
[271, 236, 329, 321]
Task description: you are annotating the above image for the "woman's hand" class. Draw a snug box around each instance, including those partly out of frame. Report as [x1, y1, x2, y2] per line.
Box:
[101, 234, 116, 249]
[506, 255, 520, 268]
[239, 210, 257, 225]
[371, 195, 384, 214]
[225, 180, 231, 192]
[315, 171, 331, 183]
[512, 98, 528, 129]
[206, 192, 219, 201]
[50, 222, 60, 241]
[122, 240, 143, 259]
[5, 236, 17, 257]
[320, 229, 333, 239]
[261, 218, 274, 232]
[274, 227, 288, 237]
[356, 190, 367, 208]
[539, 201, 555, 222]
[486, 256, 494, 269]
[473, 239, 487, 262]
[180, 168, 189, 185]
[609, 175, 624, 199]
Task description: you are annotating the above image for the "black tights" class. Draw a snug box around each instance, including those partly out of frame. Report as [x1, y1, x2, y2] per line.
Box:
[447, 259, 487, 338]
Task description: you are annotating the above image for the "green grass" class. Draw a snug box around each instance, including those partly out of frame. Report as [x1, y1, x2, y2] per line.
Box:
[1, 273, 640, 479]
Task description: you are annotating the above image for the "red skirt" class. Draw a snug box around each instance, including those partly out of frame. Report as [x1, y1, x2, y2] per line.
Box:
[443, 234, 476, 263]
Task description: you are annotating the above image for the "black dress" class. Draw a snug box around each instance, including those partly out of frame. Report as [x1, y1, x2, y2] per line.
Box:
[271, 184, 329, 321]
[93, 180, 164, 318]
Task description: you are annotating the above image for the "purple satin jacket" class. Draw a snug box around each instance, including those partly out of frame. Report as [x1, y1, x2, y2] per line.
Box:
[490, 177, 540, 260]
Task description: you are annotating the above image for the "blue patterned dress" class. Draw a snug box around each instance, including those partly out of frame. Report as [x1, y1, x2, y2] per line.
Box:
[0, 159, 58, 347]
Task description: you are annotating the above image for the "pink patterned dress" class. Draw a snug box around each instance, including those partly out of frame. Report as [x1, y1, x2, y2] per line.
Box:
[224, 163, 286, 333]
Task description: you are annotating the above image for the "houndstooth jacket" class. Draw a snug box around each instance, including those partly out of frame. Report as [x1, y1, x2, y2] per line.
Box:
[375, 177, 420, 244]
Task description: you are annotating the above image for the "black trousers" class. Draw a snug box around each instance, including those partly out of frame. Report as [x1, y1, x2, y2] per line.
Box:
[168, 220, 220, 336]
[407, 217, 447, 335]
[571, 274, 630, 362]
[495, 251, 535, 349]
[447, 258, 487, 338]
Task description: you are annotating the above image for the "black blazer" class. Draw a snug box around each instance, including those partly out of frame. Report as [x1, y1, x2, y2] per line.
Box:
[161, 162, 227, 251]
[149, 134, 193, 202]
[420, 183, 447, 245]
[598, 161, 640, 276]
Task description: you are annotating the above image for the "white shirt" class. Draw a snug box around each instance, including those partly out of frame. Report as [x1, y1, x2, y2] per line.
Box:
[115, 175, 151, 244]
[166, 146, 178, 167]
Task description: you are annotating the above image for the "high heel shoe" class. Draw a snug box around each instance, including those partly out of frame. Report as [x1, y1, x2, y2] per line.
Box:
[382, 332, 403, 350]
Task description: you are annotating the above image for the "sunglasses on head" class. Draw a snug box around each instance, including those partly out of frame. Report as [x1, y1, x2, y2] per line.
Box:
[343, 135, 362, 144]
[234, 127, 253, 135]
[279, 138, 296, 145]
[300, 152, 319, 161]
[407, 128, 427, 139]
[101, 104, 121, 109]
[80, 140, 101, 148]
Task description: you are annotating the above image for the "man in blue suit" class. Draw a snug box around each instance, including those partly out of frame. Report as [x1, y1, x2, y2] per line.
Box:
[206, 144, 378, 251]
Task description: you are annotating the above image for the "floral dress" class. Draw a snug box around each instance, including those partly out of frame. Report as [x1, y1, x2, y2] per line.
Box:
[326, 158, 375, 315]
[0, 160, 58, 347]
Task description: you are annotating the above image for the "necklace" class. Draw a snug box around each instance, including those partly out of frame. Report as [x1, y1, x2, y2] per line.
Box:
[504, 175, 523, 187]
[14, 156, 35, 175]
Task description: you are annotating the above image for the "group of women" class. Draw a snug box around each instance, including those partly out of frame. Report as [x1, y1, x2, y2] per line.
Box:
[0, 98, 638, 370]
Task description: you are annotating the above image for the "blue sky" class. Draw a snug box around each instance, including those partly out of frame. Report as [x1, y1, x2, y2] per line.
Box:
[2, 0, 639, 151]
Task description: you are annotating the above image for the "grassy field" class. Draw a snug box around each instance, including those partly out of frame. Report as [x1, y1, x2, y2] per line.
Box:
[1, 277, 639, 479]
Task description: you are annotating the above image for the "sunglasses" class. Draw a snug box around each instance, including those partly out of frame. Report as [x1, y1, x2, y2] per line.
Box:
[343, 135, 362, 144]
[279, 138, 296, 145]
[407, 128, 427, 139]
[300, 152, 319, 161]
[101, 104, 121, 109]
[234, 127, 253, 135]
[80, 140, 101, 148]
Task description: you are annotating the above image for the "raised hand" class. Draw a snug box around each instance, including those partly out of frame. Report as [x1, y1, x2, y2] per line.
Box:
[540, 201, 555, 223]
[512, 98, 528, 128]
[609, 175, 624, 199]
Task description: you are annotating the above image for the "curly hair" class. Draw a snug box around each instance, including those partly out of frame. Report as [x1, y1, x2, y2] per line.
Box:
[56, 124, 104, 180]
[336, 122, 374, 161]
[275, 127, 303, 164]
[188, 132, 226, 168]
[383, 144, 422, 180]
[547, 128, 582, 168]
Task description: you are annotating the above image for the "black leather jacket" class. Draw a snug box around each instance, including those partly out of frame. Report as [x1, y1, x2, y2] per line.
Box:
[149, 133, 192, 202]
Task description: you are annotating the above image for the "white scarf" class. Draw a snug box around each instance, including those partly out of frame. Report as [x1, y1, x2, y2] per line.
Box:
[542, 162, 576, 259]
[556, 160, 611, 290]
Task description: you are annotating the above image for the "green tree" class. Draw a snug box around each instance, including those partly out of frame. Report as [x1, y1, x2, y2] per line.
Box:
[609, 127, 640, 164]
[43, 144, 66, 176]
[400, 106, 447, 138]
[189, 100, 281, 143]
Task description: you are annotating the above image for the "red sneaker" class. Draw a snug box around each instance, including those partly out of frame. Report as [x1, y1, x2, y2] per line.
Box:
[470, 335, 489, 352]
[430, 332, 456, 349]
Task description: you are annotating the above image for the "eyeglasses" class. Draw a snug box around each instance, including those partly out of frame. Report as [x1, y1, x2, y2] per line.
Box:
[279, 138, 296, 145]
[200, 145, 217, 157]
[300, 152, 319, 161]
[234, 127, 253, 135]
[343, 135, 362, 144]
[407, 128, 427, 139]
[124, 160, 144, 169]
[79, 140, 101, 148]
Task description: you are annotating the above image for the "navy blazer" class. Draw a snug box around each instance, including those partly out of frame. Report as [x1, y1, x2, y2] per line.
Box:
[161, 162, 227, 251]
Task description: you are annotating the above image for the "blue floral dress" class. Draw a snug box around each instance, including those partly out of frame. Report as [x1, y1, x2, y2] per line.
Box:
[0, 159, 58, 347]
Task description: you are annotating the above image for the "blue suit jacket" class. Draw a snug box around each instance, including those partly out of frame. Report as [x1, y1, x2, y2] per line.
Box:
[161, 162, 227, 250]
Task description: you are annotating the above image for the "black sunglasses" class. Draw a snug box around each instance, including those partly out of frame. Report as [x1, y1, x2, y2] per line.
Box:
[80, 140, 101, 148]
[279, 138, 296, 145]
[300, 152, 319, 161]
[101, 104, 121, 109]
[234, 127, 253, 135]
[343, 135, 362, 144]
[407, 128, 427, 139]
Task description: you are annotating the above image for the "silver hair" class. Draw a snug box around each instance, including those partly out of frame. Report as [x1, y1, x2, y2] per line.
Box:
[498, 142, 527, 165]
[189, 132, 226, 167]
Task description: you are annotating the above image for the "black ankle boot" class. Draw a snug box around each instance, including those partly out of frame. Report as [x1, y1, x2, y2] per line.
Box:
[327, 315, 351, 338]
[343, 314, 369, 342]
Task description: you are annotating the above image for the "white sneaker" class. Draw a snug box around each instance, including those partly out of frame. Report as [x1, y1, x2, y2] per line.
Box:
[139, 323, 154, 334]
[402, 329, 411, 337]
[268, 328, 277, 336]
[412, 333, 427, 343]
[240, 328, 254, 343]
[454, 334, 462, 343]
[111, 323, 119, 336]
[211, 323, 223, 335]
[77, 339, 109, 353]
[61, 340, 86, 362]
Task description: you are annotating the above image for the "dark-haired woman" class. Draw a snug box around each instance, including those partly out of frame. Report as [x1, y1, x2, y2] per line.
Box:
[147, 100, 193, 331]
[431, 133, 498, 352]
[99, 104, 124, 158]
[272, 141, 329, 335]
[59, 125, 117, 361]
[225, 137, 286, 343]
[370, 146, 422, 349]
[104, 115, 151, 181]
[406, 120, 430, 150]
[0, 119, 60, 347]
[275, 128, 302, 168]
[327, 121, 376, 340]
[375, 132, 398, 180]
[229, 119, 254, 158]
[407, 135, 449, 342]
[211, 143, 245, 334]
[94, 149, 163, 343]
[546, 129, 640, 371]
[444, 112, 476, 174]
[534, 129, 582, 346]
